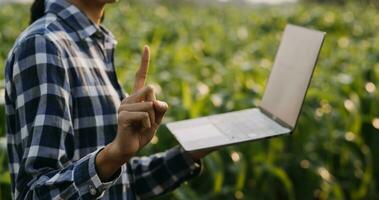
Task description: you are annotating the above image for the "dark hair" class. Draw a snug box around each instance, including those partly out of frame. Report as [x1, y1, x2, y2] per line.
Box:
[30, 0, 45, 24]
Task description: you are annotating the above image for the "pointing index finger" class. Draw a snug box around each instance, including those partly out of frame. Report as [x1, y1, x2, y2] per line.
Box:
[133, 45, 150, 94]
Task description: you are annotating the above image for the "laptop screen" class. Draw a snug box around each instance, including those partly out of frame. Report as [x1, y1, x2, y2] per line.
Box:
[260, 24, 325, 129]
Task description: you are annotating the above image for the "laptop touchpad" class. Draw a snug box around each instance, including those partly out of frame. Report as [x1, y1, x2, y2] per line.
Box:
[174, 124, 227, 142]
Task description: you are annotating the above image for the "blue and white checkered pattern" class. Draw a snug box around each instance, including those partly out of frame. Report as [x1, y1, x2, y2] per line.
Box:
[4, 0, 201, 199]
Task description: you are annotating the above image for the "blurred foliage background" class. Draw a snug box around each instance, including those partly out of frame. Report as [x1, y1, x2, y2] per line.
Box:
[1, 0, 379, 199]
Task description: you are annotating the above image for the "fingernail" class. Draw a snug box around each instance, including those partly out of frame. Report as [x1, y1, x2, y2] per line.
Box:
[144, 45, 150, 51]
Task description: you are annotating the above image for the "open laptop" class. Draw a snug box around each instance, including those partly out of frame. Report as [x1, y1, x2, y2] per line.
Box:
[166, 24, 325, 152]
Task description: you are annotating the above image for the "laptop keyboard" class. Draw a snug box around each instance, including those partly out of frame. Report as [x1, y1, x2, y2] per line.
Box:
[208, 109, 290, 140]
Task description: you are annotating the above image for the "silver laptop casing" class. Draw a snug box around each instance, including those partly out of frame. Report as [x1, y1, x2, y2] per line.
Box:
[166, 24, 325, 151]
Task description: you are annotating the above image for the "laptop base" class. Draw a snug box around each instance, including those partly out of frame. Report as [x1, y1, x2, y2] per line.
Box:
[166, 108, 291, 151]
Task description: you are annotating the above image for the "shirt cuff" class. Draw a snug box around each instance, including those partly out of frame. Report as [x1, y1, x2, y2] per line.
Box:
[171, 146, 203, 178]
[73, 147, 122, 199]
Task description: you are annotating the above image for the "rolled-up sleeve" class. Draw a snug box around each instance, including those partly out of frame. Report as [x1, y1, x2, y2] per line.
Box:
[127, 146, 202, 199]
[7, 34, 121, 199]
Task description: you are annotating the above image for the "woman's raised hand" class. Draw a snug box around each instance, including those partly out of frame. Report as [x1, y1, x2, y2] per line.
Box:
[113, 45, 168, 161]
[96, 46, 168, 181]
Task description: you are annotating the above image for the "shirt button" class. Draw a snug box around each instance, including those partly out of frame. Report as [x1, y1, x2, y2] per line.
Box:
[89, 184, 97, 195]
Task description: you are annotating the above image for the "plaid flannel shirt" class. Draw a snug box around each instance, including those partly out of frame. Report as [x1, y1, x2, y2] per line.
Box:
[4, 0, 201, 199]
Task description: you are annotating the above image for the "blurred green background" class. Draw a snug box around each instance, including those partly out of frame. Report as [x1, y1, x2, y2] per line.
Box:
[1, 0, 379, 199]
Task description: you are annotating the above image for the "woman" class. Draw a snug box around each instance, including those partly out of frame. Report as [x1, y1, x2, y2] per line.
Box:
[4, 0, 210, 199]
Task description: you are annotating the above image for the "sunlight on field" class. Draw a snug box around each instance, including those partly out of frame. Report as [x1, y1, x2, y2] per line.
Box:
[0, 0, 378, 199]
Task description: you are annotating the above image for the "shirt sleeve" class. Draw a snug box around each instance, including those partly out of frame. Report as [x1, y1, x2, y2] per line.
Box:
[8, 34, 121, 199]
[127, 145, 202, 199]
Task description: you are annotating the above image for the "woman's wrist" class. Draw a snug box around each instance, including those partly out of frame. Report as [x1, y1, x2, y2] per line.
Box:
[188, 148, 217, 161]
[95, 143, 132, 182]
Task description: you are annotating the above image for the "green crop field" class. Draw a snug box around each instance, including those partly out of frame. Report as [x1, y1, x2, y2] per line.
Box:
[0, 0, 378, 199]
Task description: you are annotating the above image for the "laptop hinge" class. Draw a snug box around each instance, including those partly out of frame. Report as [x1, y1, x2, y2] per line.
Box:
[258, 106, 293, 130]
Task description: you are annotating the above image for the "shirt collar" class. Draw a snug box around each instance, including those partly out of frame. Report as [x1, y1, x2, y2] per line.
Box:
[45, 0, 116, 42]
